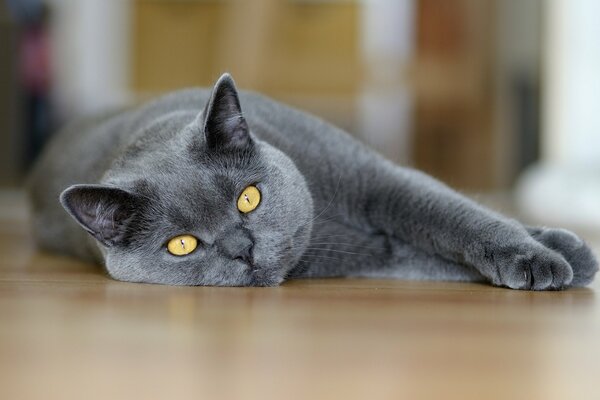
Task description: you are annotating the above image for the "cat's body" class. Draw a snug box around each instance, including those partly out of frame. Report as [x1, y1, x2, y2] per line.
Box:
[28, 74, 598, 288]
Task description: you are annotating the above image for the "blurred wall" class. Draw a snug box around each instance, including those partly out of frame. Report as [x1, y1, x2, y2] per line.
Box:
[543, 0, 600, 166]
[517, 0, 600, 231]
[493, 0, 542, 186]
[359, 0, 415, 164]
[47, 0, 132, 117]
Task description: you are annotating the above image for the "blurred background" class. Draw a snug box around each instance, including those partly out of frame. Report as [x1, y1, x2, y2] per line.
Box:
[1, 0, 599, 231]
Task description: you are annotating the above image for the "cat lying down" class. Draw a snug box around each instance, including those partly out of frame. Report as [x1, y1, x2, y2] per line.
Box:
[27, 74, 598, 289]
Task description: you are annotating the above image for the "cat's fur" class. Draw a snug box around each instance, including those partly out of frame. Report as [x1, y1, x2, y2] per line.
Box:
[27, 74, 598, 289]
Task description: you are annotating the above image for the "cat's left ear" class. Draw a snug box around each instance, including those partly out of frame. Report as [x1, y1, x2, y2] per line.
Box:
[201, 73, 251, 151]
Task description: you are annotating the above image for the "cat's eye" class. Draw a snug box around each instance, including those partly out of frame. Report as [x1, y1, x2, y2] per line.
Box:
[167, 234, 198, 256]
[237, 185, 261, 213]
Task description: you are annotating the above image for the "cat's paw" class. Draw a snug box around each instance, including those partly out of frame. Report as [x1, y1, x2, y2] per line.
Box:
[489, 240, 574, 290]
[527, 227, 599, 287]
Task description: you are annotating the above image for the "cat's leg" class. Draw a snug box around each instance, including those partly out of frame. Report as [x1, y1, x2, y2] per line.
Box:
[362, 166, 598, 289]
[350, 240, 488, 283]
[291, 222, 487, 283]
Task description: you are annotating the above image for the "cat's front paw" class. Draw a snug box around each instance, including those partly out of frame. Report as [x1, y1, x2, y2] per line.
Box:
[527, 227, 599, 287]
[488, 240, 574, 290]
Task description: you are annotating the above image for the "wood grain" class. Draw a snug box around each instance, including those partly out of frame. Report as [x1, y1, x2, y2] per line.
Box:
[1, 190, 599, 400]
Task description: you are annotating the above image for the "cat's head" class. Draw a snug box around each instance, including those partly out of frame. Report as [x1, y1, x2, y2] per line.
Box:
[60, 74, 314, 286]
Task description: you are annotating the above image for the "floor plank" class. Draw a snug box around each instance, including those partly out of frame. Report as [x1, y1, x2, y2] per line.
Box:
[1, 190, 599, 400]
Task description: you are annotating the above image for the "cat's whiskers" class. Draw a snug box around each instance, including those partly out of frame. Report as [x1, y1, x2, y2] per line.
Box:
[287, 257, 337, 278]
[308, 242, 387, 250]
[298, 253, 341, 262]
[309, 213, 348, 226]
[308, 233, 353, 239]
[303, 247, 370, 256]
[307, 173, 343, 224]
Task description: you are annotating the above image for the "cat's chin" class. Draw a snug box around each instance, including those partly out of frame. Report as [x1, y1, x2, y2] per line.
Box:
[245, 259, 288, 287]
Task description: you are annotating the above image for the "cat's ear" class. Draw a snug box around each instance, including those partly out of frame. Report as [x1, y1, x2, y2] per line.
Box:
[60, 184, 141, 247]
[201, 73, 251, 150]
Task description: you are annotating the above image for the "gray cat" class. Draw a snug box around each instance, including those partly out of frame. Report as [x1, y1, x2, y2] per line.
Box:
[27, 73, 598, 289]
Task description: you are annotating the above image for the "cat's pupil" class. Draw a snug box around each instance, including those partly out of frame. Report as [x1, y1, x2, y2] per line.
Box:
[244, 194, 249, 202]
[180, 239, 185, 249]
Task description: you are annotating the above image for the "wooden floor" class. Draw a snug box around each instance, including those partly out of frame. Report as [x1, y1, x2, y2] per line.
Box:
[1, 190, 599, 400]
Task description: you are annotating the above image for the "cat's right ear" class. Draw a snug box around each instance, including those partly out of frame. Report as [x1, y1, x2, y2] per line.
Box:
[200, 73, 251, 151]
[60, 184, 141, 247]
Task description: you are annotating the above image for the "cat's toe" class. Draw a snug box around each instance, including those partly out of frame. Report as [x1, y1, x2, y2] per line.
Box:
[528, 227, 599, 287]
[497, 245, 573, 290]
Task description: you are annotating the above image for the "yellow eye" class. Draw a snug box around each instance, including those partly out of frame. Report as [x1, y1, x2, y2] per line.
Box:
[237, 185, 261, 213]
[167, 235, 198, 256]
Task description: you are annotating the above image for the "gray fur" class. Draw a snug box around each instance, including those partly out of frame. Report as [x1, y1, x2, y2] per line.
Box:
[27, 74, 598, 289]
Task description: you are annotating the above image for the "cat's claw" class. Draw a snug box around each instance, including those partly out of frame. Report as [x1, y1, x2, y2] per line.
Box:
[527, 227, 599, 287]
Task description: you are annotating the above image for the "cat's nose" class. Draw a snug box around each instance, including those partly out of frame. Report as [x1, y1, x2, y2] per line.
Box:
[219, 229, 254, 265]
[234, 243, 254, 265]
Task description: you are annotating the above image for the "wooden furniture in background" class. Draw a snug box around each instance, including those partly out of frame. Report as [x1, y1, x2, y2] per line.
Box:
[131, 0, 361, 99]
[414, 0, 497, 190]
